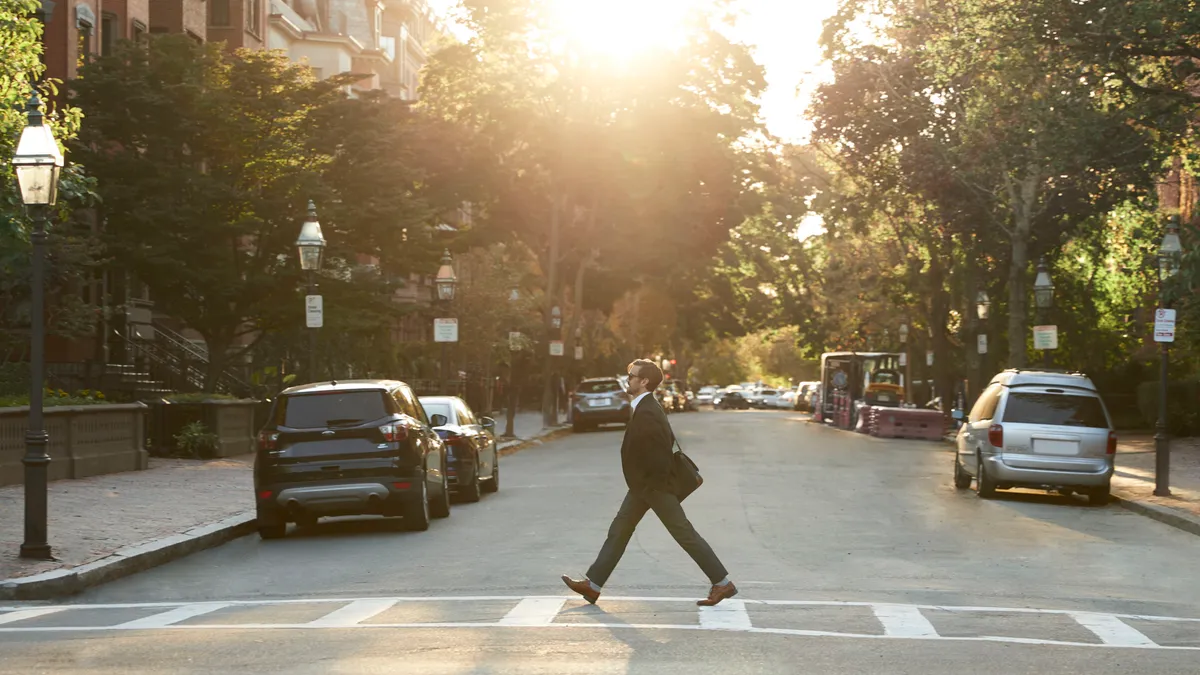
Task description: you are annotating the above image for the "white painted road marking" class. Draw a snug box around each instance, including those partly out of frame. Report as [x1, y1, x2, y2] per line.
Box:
[699, 599, 753, 631]
[499, 598, 567, 626]
[307, 599, 398, 627]
[114, 603, 229, 629]
[1071, 612, 1158, 647]
[1, 596, 1197, 651]
[872, 604, 939, 637]
[0, 607, 64, 625]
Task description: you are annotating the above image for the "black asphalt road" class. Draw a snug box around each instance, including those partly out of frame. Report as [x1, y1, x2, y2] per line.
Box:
[2, 410, 1198, 673]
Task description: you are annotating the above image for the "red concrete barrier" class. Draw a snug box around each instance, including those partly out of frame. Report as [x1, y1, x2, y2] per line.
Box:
[870, 407, 945, 441]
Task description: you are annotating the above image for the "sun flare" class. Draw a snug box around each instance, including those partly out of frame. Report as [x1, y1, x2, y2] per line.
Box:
[545, 0, 703, 60]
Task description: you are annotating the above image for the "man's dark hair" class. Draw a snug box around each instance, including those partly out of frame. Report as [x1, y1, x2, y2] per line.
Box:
[628, 359, 663, 391]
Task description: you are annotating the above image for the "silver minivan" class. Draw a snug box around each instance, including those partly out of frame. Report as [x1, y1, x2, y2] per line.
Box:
[954, 369, 1116, 505]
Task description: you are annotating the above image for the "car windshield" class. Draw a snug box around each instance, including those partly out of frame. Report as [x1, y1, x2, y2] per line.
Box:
[421, 402, 454, 424]
[280, 390, 390, 428]
[578, 381, 623, 394]
[1002, 392, 1108, 428]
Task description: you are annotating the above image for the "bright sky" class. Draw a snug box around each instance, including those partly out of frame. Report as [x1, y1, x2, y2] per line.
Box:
[425, 0, 839, 143]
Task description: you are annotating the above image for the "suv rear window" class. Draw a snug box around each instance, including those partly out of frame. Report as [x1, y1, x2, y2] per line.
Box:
[1001, 392, 1108, 428]
[578, 380, 623, 394]
[278, 390, 391, 428]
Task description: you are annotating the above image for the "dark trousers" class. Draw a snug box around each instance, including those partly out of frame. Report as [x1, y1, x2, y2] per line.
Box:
[586, 488, 728, 587]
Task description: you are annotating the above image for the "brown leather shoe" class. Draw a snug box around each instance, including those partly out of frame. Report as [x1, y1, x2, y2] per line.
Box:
[697, 581, 738, 606]
[561, 575, 600, 604]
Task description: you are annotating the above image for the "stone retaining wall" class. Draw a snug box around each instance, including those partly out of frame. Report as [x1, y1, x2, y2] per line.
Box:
[0, 404, 149, 486]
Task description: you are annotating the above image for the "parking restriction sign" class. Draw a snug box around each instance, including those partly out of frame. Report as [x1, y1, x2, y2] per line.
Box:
[1154, 308, 1176, 343]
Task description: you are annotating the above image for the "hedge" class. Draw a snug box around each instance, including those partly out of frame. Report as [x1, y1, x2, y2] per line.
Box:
[1136, 380, 1200, 437]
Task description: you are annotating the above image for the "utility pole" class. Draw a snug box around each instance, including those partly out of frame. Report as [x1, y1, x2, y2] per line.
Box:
[541, 194, 563, 428]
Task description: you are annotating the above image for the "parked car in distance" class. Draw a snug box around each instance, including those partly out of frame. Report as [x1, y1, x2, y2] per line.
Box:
[572, 377, 632, 432]
[254, 380, 451, 539]
[776, 389, 798, 409]
[716, 390, 751, 410]
[953, 369, 1116, 505]
[419, 396, 499, 503]
[751, 388, 780, 409]
[660, 383, 687, 412]
[683, 390, 698, 411]
[696, 386, 719, 406]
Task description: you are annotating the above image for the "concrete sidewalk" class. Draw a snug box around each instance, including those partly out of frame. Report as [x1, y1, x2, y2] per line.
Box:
[1111, 433, 1200, 533]
[0, 409, 567, 599]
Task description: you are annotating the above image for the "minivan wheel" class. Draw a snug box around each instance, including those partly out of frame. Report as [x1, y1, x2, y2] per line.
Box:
[431, 466, 451, 519]
[976, 455, 997, 499]
[953, 455, 972, 490]
[405, 480, 431, 531]
[1086, 483, 1111, 506]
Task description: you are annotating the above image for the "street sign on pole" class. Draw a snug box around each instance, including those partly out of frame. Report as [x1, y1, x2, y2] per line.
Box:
[899, 353, 907, 366]
[549, 340, 564, 356]
[977, 334, 988, 354]
[926, 351, 934, 366]
[1154, 308, 1176, 343]
[1033, 325, 1058, 350]
[305, 295, 323, 328]
[433, 318, 458, 343]
[574, 345, 583, 360]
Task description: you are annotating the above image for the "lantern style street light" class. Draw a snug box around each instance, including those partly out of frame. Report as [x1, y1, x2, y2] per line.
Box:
[504, 285, 521, 438]
[13, 92, 64, 560]
[1033, 258, 1056, 368]
[434, 250, 457, 394]
[550, 305, 562, 330]
[1153, 216, 1184, 497]
[296, 201, 326, 381]
[975, 290, 991, 321]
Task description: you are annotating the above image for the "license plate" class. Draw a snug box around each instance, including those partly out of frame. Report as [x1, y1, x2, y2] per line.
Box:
[589, 398, 611, 407]
[1033, 439, 1079, 456]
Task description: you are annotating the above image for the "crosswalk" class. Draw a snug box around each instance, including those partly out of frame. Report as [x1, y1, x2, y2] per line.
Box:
[1, 596, 1198, 650]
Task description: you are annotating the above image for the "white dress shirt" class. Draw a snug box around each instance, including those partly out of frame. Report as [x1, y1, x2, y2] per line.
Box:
[631, 391, 652, 412]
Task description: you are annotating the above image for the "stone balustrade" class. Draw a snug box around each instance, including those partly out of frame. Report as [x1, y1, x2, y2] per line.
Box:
[0, 404, 149, 486]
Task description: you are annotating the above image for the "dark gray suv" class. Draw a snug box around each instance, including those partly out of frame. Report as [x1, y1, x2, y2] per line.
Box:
[254, 380, 450, 538]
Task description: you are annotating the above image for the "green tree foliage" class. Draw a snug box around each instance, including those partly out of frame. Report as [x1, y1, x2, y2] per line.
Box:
[1, 1, 99, 362]
[70, 36, 462, 389]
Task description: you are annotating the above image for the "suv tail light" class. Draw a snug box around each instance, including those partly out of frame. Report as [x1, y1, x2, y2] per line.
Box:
[257, 431, 278, 451]
[444, 432, 466, 446]
[380, 424, 407, 443]
[1107, 431, 1117, 455]
[987, 424, 1003, 448]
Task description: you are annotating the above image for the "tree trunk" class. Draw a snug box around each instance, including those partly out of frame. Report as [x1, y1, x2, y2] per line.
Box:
[929, 254, 953, 414]
[541, 193, 564, 428]
[203, 335, 232, 394]
[1005, 170, 1039, 368]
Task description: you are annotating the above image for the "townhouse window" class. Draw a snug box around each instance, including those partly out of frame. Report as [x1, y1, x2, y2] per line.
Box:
[209, 0, 231, 27]
[132, 19, 147, 42]
[77, 20, 93, 69]
[100, 12, 117, 56]
[245, 0, 262, 35]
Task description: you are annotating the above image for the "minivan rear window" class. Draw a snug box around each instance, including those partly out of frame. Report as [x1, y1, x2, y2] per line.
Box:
[1001, 392, 1108, 428]
[279, 391, 391, 428]
[578, 380, 623, 394]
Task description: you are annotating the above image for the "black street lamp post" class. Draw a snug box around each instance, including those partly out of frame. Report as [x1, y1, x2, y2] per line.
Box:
[1154, 216, 1183, 497]
[435, 250, 457, 395]
[503, 285, 520, 438]
[296, 201, 326, 382]
[1033, 258, 1056, 368]
[12, 91, 65, 560]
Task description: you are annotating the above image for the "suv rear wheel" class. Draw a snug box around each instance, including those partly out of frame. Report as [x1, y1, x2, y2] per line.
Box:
[405, 479, 431, 531]
[1086, 483, 1110, 506]
[258, 522, 286, 540]
[460, 458, 482, 503]
[953, 454, 972, 490]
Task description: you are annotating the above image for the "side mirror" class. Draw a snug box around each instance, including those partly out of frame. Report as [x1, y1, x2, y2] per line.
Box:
[480, 416, 496, 429]
[951, 409, 964, 421]
[430, 413, 448, 427]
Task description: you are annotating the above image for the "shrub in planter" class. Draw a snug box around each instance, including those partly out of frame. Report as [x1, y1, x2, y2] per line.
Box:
[173, 421, 220, 458]
[0, 388, 110, 408]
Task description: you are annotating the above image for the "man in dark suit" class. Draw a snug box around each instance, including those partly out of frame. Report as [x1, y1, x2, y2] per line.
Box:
[562, 359, 737, 607]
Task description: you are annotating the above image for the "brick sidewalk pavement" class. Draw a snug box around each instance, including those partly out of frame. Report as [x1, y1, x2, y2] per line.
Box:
[0, 455, 253, 581]
[1115, 434, 1200, 519]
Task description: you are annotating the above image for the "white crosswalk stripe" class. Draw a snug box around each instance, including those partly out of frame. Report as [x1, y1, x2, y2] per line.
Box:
[0, 596, 1197, 650]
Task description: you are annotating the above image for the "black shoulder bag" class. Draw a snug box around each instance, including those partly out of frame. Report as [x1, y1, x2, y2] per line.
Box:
[670, 435, 703, 501]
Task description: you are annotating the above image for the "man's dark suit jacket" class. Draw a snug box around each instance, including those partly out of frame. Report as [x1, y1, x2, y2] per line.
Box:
[620, 394, 675, 494]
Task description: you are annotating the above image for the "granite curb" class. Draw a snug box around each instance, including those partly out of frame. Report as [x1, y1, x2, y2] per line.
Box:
[0, 424, 573, 602]
[1110, 492, 1200, 538]
[0, 512, 256, 601]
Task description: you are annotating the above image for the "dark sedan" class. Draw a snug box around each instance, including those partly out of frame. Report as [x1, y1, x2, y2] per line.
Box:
[419, 396, 499, 503]
[715, 390, 751, 410]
